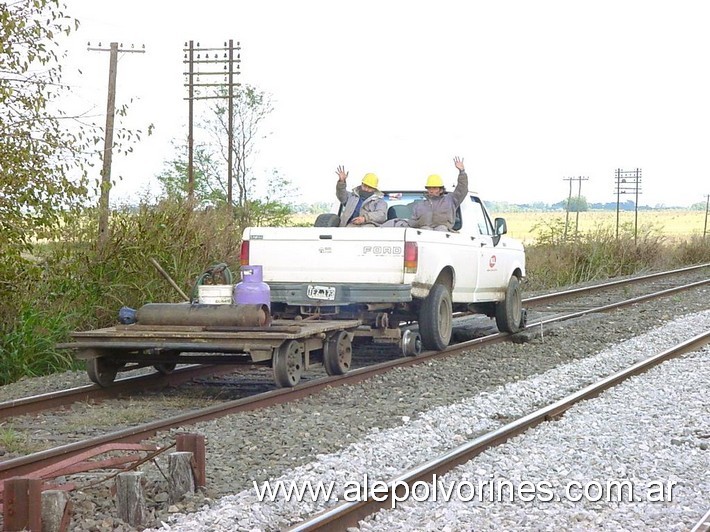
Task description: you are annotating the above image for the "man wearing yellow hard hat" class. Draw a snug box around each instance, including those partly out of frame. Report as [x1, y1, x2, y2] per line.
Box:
[410, 156, 467, 231]
[335, 166, 388, 227]
[383, 156, 468, 231]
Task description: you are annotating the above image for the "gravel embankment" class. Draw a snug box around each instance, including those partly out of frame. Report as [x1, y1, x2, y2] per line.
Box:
[360, 344, 710, 531]
[149, 309, 710, 531]
[0, 276, 707, 531]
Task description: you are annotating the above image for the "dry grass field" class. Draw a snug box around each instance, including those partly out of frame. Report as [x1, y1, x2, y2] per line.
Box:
[493, 210, 708, 244]
[290, 210, 708, 244]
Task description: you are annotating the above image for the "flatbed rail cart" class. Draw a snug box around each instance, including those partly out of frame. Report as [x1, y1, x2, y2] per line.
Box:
[61, 318, 362, 388]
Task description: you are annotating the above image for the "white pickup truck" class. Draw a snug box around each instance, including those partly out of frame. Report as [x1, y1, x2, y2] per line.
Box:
[240, 190, 526, 353]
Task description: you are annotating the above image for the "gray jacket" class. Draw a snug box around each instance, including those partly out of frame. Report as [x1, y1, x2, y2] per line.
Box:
[409, 170, 468, 231]
[336, 181, 387, 227]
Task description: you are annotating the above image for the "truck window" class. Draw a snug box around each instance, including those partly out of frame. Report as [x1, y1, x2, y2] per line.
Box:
[469, 197, 493, 235]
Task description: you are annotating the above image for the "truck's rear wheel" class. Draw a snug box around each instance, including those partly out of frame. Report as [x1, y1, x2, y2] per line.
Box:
[323, 331, 352, 375]
[495, 275, 523, 333]
[273, 340, 304, 387]
[419, 283, 453, 351]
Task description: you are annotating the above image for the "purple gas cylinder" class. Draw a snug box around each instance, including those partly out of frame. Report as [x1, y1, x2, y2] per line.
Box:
[233, 265, 271, 311]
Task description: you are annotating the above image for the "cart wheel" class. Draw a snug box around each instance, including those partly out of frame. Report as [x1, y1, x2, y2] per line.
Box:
[323, 331, 352, 376]
[154, 363, 177, 375]
[273, 340, 304, 388]
[87, 357, 120, 387]
[400, 329, 422, 357]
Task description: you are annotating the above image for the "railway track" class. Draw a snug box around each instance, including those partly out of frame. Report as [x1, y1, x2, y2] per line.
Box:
[289, 330, 710, 530]
[0, 264, 707, 530]
[0, 267, 707, 488]
[1, 263, 707, 422]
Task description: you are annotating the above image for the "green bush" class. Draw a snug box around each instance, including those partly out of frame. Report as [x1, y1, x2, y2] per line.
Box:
[0, 306, 78, 385]
[525, 221, 708, 291]
[0, 199, 245, 384]
[0, 199, 708, 384]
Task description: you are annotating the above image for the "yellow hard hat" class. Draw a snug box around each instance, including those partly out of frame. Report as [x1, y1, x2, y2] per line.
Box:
[425, 174, 444, 188]
[361, 173, 379, 189]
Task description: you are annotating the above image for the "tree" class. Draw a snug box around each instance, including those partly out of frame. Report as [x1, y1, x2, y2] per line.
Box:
[157, 141, 225, 206]
[207, 84, 274, 214]
[1, 1, 89, 257]
[564, 196, 588, 212]
[157, 83, 295, 226]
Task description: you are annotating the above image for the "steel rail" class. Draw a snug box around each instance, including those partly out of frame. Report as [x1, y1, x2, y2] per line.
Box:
[523, 262, 709, 306]
[532, 278, 710, 325]
[1, 277, 707, 483]
[691, 506, 710, 532]
[290, 330, 710, 531]
[6, 264, 704, 421]
[0, 364, 239, 421]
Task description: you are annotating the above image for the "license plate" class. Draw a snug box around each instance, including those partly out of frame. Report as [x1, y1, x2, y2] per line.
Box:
[307, 285, 336, 301]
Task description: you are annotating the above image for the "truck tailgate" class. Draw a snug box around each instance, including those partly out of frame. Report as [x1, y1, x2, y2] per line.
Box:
[244, 227, 407, 284]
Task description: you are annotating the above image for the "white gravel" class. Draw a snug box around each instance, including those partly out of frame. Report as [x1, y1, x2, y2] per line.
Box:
[361, 346, 710, 531]
[150, 309, 710, 531]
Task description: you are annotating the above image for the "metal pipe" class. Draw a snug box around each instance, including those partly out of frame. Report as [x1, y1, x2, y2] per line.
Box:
[136, 303, 270, 327]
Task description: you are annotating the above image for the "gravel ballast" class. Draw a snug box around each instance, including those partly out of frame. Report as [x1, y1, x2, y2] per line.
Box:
[360, 345, 710, 531]
[149, 309, 710, 531]
[0, 278, 707, 531]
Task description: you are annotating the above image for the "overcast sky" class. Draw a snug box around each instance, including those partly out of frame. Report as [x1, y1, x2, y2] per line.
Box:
[61, 0, 710, 208]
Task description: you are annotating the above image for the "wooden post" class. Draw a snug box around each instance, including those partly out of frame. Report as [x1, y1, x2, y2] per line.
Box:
[41, 490, 71, 532]
[87, 41, 145, 245]
[176, 433, 206, 487]
[116, 471, 145, 527]
[563, 177, 572, 241]
[97, 42, 118, 248]
[169, 452, 196, 504]
[3, 477, 42, 531]
[187, 40, 195, 202]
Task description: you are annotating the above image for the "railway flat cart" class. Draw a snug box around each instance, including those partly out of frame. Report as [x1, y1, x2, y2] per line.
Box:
[60, 302, 361, 388]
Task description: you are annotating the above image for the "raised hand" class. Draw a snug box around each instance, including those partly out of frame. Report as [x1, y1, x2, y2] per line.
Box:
[336, 165, 349, 182]
[453, 156, 465, 172]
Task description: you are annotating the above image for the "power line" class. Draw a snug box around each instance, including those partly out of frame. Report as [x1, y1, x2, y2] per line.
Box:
[183, 40, 241, 205]
[562, 176, 589, 240]
[614, 168, 642, 242]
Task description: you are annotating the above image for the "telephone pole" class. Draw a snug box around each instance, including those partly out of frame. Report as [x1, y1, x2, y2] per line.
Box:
[562, 176, 588, 240]
[614, 168, 642, 242]
[183, 40, 241, 205]
[88, 42, 145, 247]
[704, 194, 709, 239]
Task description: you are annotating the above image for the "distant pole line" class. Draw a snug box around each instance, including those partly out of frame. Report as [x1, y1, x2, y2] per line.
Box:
[563, 177, 573, 241]
[562, 176, 588, 240]
[614, 168, 642, 242]
[704, 194, 709, 239]
[186, 40, 195, 201]
[183, 40, 241, 207]
[87, 42, 145, 247]
[575, 176, 588, 237]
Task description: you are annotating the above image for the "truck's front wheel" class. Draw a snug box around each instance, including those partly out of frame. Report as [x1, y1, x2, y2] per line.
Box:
[419, 283, 453, 351]
[495, 275, 523, 333]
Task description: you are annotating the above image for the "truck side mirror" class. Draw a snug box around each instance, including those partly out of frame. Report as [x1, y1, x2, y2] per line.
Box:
[494, 217, 508, 236]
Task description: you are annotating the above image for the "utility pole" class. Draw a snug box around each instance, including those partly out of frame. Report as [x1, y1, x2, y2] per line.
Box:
[704, 194, 709, 239]
[183, 40, 241, 205]
[88, 42, 145, 247]
[563, 177, 573, 241]
[562, 176, 588, 240]
[614, 168, 642, 242]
